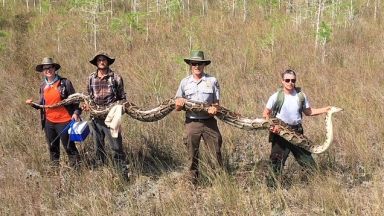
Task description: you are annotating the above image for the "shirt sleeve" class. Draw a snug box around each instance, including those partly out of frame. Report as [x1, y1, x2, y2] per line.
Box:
[175, 79, 185, 98]
[86, 75, 92, 95]
[65, 79, 76, 95]
[115, 74, 127, 101]
[303, 93, 310, 109]
[265, 92, 278, 109]
[213, 78, 220, 103]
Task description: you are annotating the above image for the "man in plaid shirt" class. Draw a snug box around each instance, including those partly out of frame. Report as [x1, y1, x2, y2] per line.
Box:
[86, 52, 129, 181]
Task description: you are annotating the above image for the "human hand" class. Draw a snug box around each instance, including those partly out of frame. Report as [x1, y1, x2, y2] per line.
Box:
[325, 106, 332, 112]
[207, 105, 219, 115]
[175, 98, 186, 111]
[25, 98, 33, 105]
[72, 113, 80, 121]
[81, 103, 90, 111]
[269, 125, 281, 134]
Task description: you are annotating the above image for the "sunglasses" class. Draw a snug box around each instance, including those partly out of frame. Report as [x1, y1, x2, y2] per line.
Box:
[42, 66, 53, 70]
[284, 79, 296, 83]
[190, 62, 204, 66]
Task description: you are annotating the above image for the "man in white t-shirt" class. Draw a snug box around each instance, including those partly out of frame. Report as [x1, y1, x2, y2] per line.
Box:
[263, 69, 331, 186]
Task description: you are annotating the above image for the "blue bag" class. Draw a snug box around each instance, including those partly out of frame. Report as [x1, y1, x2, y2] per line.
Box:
[68, 120, 90, 142]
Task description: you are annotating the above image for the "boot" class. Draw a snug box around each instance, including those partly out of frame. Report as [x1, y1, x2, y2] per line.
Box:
[68, 154, 81, 170]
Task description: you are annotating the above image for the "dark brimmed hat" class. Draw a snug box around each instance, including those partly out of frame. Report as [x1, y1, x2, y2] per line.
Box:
[184, 50, 211, 65]
[89, 52, 115, 66]
[35, 57, 61, 72]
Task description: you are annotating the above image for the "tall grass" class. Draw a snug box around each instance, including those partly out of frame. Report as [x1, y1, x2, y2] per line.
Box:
[0, 1, 383, 215]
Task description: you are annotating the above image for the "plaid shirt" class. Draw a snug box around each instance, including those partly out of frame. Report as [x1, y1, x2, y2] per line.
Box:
[87, 69, 126, 106]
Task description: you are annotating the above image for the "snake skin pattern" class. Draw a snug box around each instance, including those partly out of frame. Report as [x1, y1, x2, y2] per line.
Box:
[32, 93, 342, 154]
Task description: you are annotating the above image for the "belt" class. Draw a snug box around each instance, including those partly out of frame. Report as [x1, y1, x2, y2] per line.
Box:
[287, 124, 303, 133]
[186, 117, 214, 123]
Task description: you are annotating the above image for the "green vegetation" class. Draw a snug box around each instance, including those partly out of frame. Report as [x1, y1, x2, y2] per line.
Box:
[1, 0, 383, 215]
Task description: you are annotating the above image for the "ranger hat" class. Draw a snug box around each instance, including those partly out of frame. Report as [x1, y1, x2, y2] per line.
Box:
[184, 50, 211, 65]
[35, 57, 61, 72]
[89, 52, 115, 66]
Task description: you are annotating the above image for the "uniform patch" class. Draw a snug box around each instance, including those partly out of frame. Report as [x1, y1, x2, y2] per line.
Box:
[205, 81, 212, 89]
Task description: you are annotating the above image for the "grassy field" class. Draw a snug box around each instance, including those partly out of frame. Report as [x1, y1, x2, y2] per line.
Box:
[0, 1, 383, 215]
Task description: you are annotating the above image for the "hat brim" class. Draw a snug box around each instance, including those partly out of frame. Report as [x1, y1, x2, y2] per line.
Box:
[184, 59, 211, 65]
[90, 54, 115, 66]
[35, 63, 61, 72]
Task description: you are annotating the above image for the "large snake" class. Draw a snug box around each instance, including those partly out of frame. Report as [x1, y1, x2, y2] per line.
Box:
[31, 93, 342, 154]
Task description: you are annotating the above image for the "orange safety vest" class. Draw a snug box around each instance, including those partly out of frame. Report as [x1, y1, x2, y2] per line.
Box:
[43, 81, 72, 123]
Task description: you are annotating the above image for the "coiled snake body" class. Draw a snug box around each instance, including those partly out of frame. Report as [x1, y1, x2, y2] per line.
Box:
[32, 93, 342, 154]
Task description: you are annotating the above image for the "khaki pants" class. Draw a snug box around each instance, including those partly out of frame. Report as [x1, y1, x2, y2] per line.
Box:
[183, 118, 223, 182]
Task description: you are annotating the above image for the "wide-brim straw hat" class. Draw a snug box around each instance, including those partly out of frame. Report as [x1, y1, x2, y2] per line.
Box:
[89, 52, 115, 66]
[184, 50, 211, 65]
[35, 57, 61, 72]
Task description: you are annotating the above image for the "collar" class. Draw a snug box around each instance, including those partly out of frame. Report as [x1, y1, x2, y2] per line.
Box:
[44, 75, 60, 86]
[93, 68, 114, 79]
[188, 73, 207, 83]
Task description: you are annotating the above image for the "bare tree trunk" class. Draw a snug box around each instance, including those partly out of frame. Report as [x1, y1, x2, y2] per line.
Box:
[165, 0, 169, 17]
[94, 14, 97, 52]
[293, 8, 302, 29]
[146, 0, 149, 42]
[133, 0, 138, 24]
[232, 0, 235, 16]
[314, 0, 323, 53]
[110, 0, 113, 18]
[321, 39, 326, 63]
[286, 0, 294, 13]
[132, 0, 137, 15]
[331, 0, 335, 25]
[243, 0, 247, 22]
[189, 35, 192, 51]
[202, 0, 206, 16]
[349, 0, 353, 22]
[92, 4, 99, 52]
[57, 32, 61, 53]
[374, 0, 380, 21]
[26, 0, 29, 12]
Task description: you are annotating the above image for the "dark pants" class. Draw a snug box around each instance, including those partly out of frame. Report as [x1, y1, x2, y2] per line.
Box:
[269, 124, 317, 177]
[44, 120, 80, 167]
[89, 118, 128, 170]
[183, 118, 223, 183]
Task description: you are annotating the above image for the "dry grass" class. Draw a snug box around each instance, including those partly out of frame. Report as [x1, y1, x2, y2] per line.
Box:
[1, 1, 383, 215]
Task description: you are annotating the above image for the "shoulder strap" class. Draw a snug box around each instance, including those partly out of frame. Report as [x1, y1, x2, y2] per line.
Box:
[296, 87, 305, 115]
[271, 88, 284, 118]
[89, 72, 96, 99]
[108, 73, 117, 99]
[58, 77, 68, 99]
[39, 82, 45, 105]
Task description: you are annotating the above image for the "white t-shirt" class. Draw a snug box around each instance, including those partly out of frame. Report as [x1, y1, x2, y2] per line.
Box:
[266, 90, 310, 125]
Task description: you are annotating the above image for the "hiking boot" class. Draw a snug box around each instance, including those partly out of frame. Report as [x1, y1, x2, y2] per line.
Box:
[120, 165, 131, 182]
[69, 155, 81, 170]
[90, 158, 106, 169]
[181, 170, 198, 186]
[266, 175, 278, 189]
